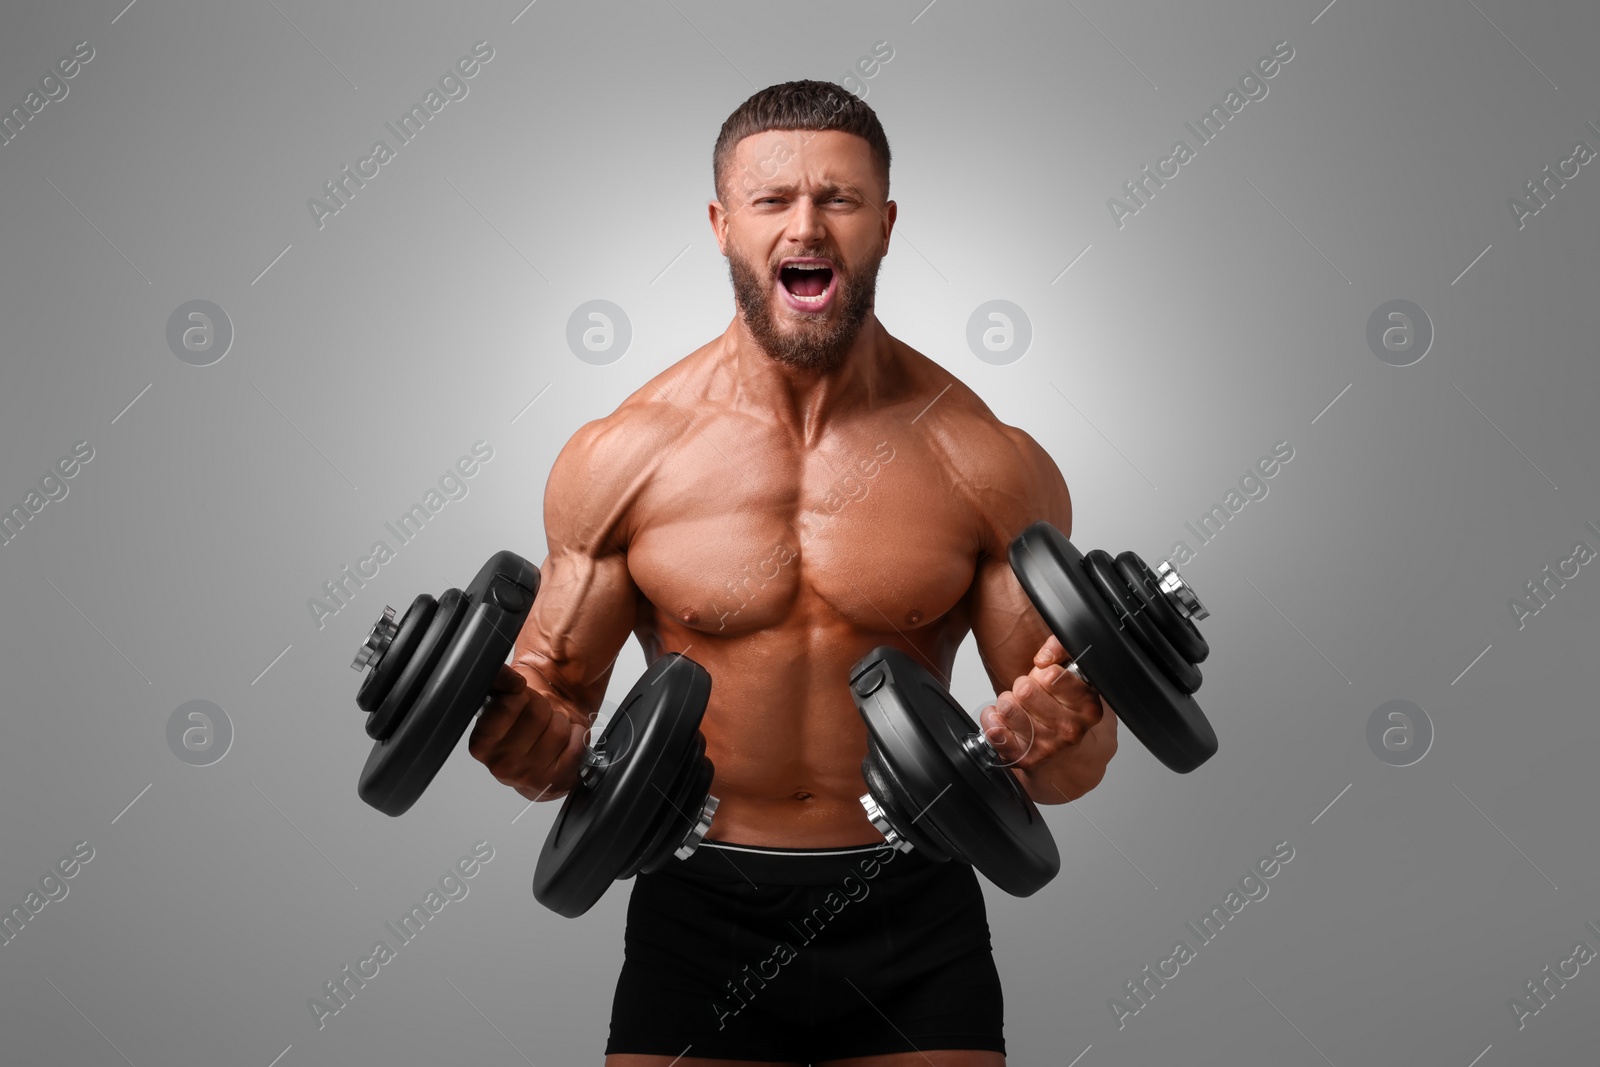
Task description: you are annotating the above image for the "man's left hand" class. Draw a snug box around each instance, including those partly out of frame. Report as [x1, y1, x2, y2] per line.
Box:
[979, 634, 1118, 803]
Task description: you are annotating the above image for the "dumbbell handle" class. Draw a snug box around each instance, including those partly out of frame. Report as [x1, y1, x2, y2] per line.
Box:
[960, 660, 1090, 769]
[962, 731, 1009, 770]
[573, 722, 629, 787]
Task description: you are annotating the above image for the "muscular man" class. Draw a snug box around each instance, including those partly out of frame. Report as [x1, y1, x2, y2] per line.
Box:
[469, 80, 1118, 1066]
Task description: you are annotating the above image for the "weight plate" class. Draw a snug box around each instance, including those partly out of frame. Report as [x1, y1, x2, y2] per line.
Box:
[860, 748, 955, 863]
[358, 594, 437, 720]
[358, 551, 540, 815]
[534, 653, 713, 918]
[1008, 522, 1217, 773]
[607, 704, 685, 877]
[630, 744, 714, 877]
[367, 590, 464, 743]
[1116, 551, 1208, 665]
[851, 646, 1060, 897]
[1084, 549, 1202, 695]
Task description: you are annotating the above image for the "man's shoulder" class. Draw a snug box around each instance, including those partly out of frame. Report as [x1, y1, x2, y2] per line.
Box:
[549, 398, 686, 508]
[895, 349, 1049, 485]
[544, 350, 712, 549]
[893, 345, 1070, 539]
[561, 344, 714, 464]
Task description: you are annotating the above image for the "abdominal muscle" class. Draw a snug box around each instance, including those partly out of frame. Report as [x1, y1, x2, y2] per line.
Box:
[638, 611, 964, 849]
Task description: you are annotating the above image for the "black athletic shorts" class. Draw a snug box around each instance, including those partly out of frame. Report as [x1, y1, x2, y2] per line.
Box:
[605, 839, 1006, 1061]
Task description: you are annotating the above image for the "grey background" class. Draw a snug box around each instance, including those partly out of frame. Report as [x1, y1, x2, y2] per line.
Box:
[1, 0, 1596, 1063]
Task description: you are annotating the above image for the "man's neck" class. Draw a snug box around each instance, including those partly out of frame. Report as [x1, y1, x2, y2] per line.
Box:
[718, 315, 896, 446]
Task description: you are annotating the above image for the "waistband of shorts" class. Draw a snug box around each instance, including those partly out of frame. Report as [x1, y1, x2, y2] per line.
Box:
[668, 839, 938, 886]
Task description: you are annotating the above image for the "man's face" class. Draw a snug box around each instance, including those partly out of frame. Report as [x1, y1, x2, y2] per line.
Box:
[711, 129, 895, 372]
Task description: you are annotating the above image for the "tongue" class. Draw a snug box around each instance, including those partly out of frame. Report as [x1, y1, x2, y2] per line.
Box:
[782, 268, 830, 298]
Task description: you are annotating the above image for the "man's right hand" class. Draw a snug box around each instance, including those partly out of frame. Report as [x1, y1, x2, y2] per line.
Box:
[468, 664, 590, 803]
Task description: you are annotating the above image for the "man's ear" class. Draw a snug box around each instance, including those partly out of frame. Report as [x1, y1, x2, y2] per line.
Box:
[708, 199, 729, 255]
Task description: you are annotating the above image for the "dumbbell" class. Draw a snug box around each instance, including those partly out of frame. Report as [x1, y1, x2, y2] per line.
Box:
[534, 653, 719, 918]
[348, 552, 721, 917]
[848, 520, 1218, 898]
[350, 551, 541, 814]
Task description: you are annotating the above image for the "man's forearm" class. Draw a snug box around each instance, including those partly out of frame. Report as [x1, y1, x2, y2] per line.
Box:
[1017, 717, 1115, 804]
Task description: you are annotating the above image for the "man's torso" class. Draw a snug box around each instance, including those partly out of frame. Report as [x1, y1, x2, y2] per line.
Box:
[598, 336, 1020, 845]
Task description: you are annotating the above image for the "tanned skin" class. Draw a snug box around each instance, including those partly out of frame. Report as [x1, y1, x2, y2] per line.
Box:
[468, 128, 1118, 1067]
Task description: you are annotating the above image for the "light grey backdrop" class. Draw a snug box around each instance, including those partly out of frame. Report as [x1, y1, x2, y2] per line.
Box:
[2, 0, 1597, 1063]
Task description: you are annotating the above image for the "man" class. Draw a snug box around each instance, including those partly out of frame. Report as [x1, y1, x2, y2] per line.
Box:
[469, 80, 1118, 1066]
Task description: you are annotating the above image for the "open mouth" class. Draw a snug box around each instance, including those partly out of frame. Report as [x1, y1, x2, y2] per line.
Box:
[777, 260, 836, 309]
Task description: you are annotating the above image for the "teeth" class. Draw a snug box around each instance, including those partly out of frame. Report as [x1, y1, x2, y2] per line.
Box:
[779, 262, 832, 303]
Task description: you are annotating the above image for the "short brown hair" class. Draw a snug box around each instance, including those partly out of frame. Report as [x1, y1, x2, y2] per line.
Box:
[713, 80, 891, 205]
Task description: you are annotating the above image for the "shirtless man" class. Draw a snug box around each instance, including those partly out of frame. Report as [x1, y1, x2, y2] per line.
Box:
[469, 80, 1118, 1066]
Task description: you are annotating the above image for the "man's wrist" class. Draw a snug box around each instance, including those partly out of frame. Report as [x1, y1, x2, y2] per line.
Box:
[1020, 728, 1112, 804]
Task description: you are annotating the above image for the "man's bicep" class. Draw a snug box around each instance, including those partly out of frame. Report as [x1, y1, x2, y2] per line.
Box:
[511, 546, 637, 720]
[964, 426, 1074, 692]
[966, 553, 1054, 695]
[510, 416, 644, 720]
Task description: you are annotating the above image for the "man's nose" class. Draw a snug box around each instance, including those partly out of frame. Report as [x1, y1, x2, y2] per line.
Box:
[784, 197, 827, 244]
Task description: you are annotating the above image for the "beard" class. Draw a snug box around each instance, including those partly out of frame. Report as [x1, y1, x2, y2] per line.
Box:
[727, 244, 882, 373]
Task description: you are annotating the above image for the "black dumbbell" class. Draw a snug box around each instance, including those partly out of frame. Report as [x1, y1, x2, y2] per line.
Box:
[849, 521, 1218, 898]
[1008, 521, 1216, 772]
[351, 551, 542, 815]
[534, 652, 719, 918]
[349, 552, 721, 917]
